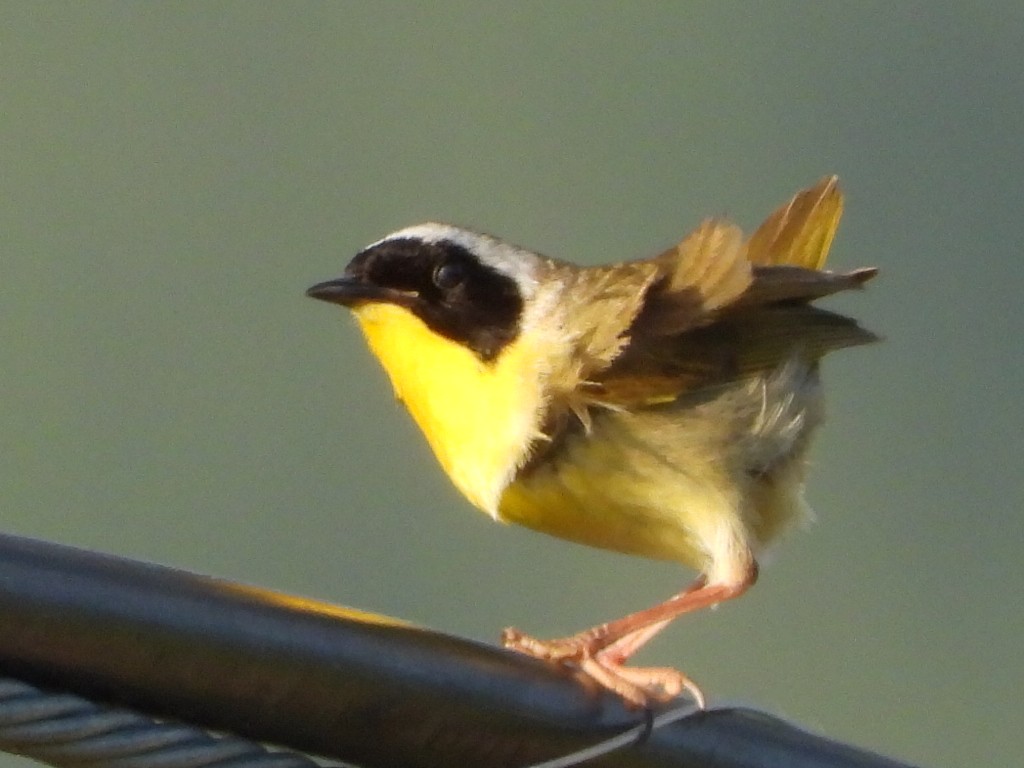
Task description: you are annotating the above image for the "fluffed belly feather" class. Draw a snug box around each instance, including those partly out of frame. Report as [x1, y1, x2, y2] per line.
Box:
[498, 360, 824, 580]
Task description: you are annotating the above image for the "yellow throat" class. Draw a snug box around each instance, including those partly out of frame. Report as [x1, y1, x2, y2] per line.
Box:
[351, 301, 546, 516]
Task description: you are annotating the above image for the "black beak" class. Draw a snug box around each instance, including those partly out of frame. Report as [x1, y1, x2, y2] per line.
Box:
[306, 277, 413, 308]
[306, 277, 373, 306]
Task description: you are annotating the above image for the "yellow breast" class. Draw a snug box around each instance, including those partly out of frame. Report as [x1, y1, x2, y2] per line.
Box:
[497, 411, 726, 568]
[497, 389, 812, 575]
[352, 302, 546, 515]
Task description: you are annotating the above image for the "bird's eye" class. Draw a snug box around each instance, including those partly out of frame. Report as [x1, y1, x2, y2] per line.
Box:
[432, 262, 466, 291]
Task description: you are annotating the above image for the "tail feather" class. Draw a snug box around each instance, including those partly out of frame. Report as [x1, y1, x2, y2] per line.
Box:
[737, 265, 877, 308]
[736, 176, 877, 309]
[746, 176, 843, 270]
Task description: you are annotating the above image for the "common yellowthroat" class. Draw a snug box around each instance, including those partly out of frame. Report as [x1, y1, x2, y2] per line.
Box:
[307, 177, 877, 707]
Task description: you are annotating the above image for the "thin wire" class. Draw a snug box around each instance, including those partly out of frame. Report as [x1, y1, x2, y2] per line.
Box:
[0, 678, 344, 768]
[523, 701, 700, 768]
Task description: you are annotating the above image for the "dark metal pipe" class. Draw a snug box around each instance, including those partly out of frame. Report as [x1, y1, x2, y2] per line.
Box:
[0, 533, 915, 768]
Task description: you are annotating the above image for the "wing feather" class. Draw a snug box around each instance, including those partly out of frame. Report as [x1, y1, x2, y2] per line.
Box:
[562, 176, 878, 414]
[591, 306, 878, 408]
[631, 219, 752, 338]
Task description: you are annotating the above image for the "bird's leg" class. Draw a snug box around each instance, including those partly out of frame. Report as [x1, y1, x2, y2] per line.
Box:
[502, 562, 758, 707]
[597, 581, 709, 663]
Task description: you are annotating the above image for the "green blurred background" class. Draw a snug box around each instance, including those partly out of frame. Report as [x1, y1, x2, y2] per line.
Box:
[2, 3, 1022, 766]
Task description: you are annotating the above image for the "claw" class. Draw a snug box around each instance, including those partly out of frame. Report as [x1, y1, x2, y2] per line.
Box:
[601, 659, 706, 709]
[502, 627, 706, 709]
[500, 570, 757, 709]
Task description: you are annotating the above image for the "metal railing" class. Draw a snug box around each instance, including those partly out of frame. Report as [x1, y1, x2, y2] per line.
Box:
[0, 533, 917, 768]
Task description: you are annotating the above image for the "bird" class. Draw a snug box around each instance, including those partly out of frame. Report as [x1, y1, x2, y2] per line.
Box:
[306, 177, 877, 707]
